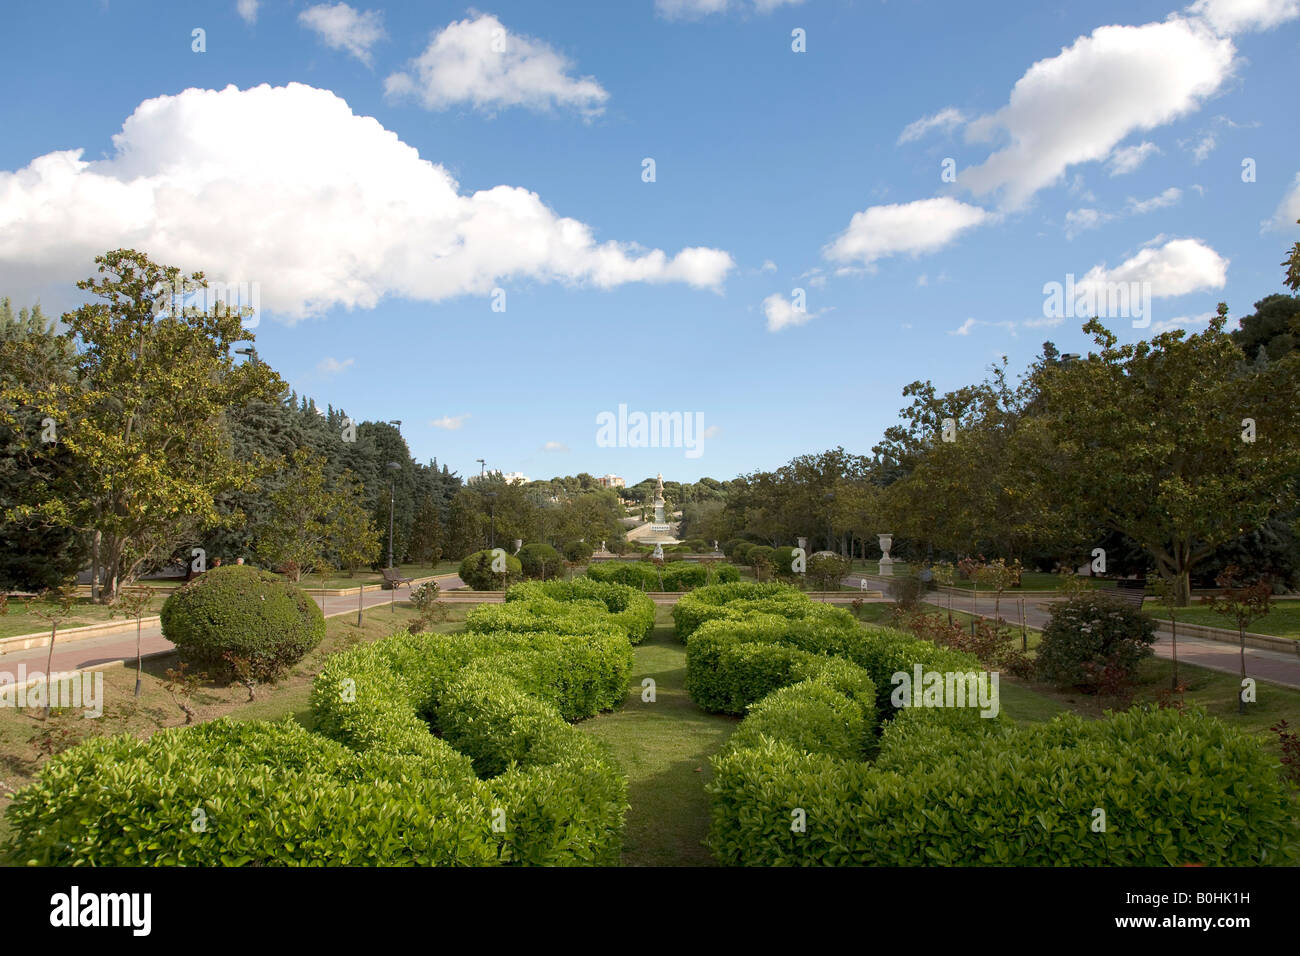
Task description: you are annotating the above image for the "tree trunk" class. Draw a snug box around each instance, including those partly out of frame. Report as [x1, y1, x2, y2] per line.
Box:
[90, 530, 101, 603]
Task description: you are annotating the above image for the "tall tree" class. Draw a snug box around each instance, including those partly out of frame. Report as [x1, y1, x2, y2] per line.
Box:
[1032, 312, 1300, 605]
[1, 251, 282, 601]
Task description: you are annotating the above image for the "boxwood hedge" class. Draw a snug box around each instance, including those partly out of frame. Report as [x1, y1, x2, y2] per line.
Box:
[587, 560, 740, 592]
[6, 603, 637, 866]
[500, 578, 655, 644]
[690, 582, 1298, 866]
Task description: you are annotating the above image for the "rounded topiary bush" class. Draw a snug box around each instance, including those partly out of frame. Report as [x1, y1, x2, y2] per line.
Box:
[159, 565, 325, 682]
[1036, 592, 1157, 692]
[562, 540, 593, 563]
[517, 543, 564, 580]
[458, 549, 523, 590]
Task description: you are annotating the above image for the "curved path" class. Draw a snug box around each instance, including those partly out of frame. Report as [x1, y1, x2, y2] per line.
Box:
[0, 574, 463, 680]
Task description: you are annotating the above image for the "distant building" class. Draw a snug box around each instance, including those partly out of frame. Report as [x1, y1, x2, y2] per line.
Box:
[599, 474, 625, 488]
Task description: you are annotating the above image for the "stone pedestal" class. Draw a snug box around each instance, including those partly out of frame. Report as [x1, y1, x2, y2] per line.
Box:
[877, 533, 895, 576]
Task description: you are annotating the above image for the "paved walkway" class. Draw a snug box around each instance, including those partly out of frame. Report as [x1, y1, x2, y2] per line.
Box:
[847, 574, 1300, 690]
[0, 574, 463, 679]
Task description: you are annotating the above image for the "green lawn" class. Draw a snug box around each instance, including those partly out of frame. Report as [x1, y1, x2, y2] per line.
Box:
[0, 597, 135, 640]
[1145, 600, 1300, 640]
[577, 608, 739, 866]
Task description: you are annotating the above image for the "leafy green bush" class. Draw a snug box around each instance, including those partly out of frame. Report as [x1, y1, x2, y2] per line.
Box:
[458, 549, 523, 590]
[772, 546, 800, 580]
[685, 538, 709, 552]
[1036, 593, 1157, 692]
[7, 623, 633, 866]
[808, 552, 851, 591]
[562, 540, 593, 563]
[730, 541, 754, 564]
[709, 707, 1297, 866]
[672, 581, 848, 640]
[746, 545, 775, 569]
[587, 561, 661, 590]
[159, 565, 324, 682]
[517, 543, 563, 580]
[410, 580, 441, 609]
[504, 578, 655, 644]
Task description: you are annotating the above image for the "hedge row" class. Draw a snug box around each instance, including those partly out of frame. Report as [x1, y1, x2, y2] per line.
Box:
[7, 622, 635, 867]
[672, 581, 848, 641]
[500, 578, 656, 644]
[686, 582, 1298, 866]
[586, 561, 740, 592]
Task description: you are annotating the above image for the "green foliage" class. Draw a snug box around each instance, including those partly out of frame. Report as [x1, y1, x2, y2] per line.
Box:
[458, 549, 523, 590]
[562, 539, 594, 562]
[1036, 593, 1158, 692]
[586, 561, 661, 590]
[517, 542, 563, 580]
[8, 598, 638, 865]
[708, 707, 1296, 866]
[158, 565, 325, 682]
[587, 560, 739, 592]
[807, 552, 851, 591]
[501, 578, 655, 644]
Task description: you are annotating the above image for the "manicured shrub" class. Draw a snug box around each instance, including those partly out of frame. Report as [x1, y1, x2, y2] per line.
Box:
[887, 573, 926, 609]
[503, 578, 655, 644]
[159, 565, 324, 682]
[587, 561, 661, 590]
[746, 545, 775, 568]
[517, 543, 564, 580]
[7, 622, 634, 866]
[684, 538, 709, 552]
[730, 541, 754, 564]
[458, 549, 523, 590]
[708, 707, 1297, 866]
[1036, 592, 1157, 692]
[772, 546, 800, 580]
[562, 540, 594, 563]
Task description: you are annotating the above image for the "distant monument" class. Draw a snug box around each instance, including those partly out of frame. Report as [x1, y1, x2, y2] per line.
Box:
[878, 533, 895, 576]
[651, 473, 671, 536]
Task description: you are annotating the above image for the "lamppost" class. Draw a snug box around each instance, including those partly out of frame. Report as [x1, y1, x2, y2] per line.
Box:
[386, 461, 400, 569]
[485, 491, 498, 550]
[234, 346, 258, 364]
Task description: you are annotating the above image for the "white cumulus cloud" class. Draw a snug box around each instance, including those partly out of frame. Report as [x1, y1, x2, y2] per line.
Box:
[961, 17, 1235, 209]
[1266, 172, 1300, 229]
[237, 0, 259, 25]
[0, 84, 733, 320]
[385, 13, 608, 117]
[299, 4, 386, 66]
[763, 292, 821, 332]
[1077, 238, 1228, 300]
[823, 197, 991, 267]
[1187, 0, 1300, 34]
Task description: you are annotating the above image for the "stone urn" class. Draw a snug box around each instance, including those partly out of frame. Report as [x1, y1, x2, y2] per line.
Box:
[877, 533, 894, 576]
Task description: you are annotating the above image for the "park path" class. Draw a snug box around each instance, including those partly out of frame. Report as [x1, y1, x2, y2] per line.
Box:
[0, 573, 463, 680]
[577, 620, 737, 866]
[846, 573, 1300, 690]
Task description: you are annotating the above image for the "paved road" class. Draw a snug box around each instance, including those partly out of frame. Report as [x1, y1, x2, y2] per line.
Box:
[847, 573, 1300, 690]
[0, 574, 463, 679]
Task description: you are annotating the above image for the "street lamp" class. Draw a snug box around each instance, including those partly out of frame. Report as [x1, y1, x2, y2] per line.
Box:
[388, 419, 402, 430]
[234, 346, 258, 363]
[386, 461, 400, 569]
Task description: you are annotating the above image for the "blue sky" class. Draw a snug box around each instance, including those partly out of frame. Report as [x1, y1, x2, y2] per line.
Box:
[1, 0, 1297, 483]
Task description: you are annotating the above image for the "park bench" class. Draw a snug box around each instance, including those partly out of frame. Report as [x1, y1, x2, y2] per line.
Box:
[380, 568, 413, 590]
[1107, 579, 1147, 609]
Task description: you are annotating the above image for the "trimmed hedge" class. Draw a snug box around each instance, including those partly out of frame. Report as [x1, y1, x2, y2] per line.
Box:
[689, 581, 1298, 866]
[501, 578, 655, 644]
[458, 549, 523, 590]
[517, 543, 564, 580]
[5, 573, 648, 866]
[6, 625, 632, 866]
[587, 560, 740, 592]
[672, 581, 850, 641]
[159, 565, 324, 682]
